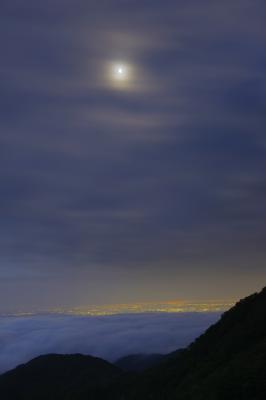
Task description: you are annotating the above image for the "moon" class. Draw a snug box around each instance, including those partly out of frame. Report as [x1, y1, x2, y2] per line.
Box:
[104, 61, 133, 90]
[112, 63, 129, 81]
[104, 60, 135, 90]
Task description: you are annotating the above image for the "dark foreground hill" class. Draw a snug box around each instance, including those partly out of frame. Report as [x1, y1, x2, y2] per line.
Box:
[0, 354, 124, 399]
[0, 287, 266, 399]
[115, 353, 165, 372]
[127, 286, 266, 399]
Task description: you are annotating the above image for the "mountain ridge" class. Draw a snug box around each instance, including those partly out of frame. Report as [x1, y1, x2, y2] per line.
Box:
[0, 287, 265, 399]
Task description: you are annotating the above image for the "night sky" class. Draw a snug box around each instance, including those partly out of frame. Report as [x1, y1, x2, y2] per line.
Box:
[1, 0, 266, 312]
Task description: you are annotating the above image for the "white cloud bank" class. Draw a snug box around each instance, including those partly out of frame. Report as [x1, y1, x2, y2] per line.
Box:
[0, 312, 221, 373]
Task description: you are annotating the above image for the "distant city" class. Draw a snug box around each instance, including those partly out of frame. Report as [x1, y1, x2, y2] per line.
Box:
[2, 300, 235, 317]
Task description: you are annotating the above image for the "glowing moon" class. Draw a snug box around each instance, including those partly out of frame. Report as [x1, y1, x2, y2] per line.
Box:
[112, 63, 129, 81]
[105, 61, 134, 90]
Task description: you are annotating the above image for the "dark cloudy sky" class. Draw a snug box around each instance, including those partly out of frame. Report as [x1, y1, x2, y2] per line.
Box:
[0, 0, 266, 311]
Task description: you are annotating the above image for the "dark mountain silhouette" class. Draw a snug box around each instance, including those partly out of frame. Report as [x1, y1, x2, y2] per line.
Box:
[0, 287, 266, 399]
[0, 353, 123, 399]
[115, 353, 165, 372]
[127, 286, 266, 399]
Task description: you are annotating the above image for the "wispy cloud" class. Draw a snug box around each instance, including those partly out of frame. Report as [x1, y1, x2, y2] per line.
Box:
[0, 0, 265, 309]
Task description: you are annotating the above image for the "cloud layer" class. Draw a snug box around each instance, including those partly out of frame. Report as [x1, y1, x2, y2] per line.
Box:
[0, 312, 220, 373]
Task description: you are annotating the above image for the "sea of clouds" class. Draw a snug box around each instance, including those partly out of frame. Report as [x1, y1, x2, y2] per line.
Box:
[0, 312, 221, 373]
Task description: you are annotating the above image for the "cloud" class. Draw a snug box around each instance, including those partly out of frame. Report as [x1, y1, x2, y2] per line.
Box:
[0, 0, 265, 308]
[0, 312, 220, 373]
